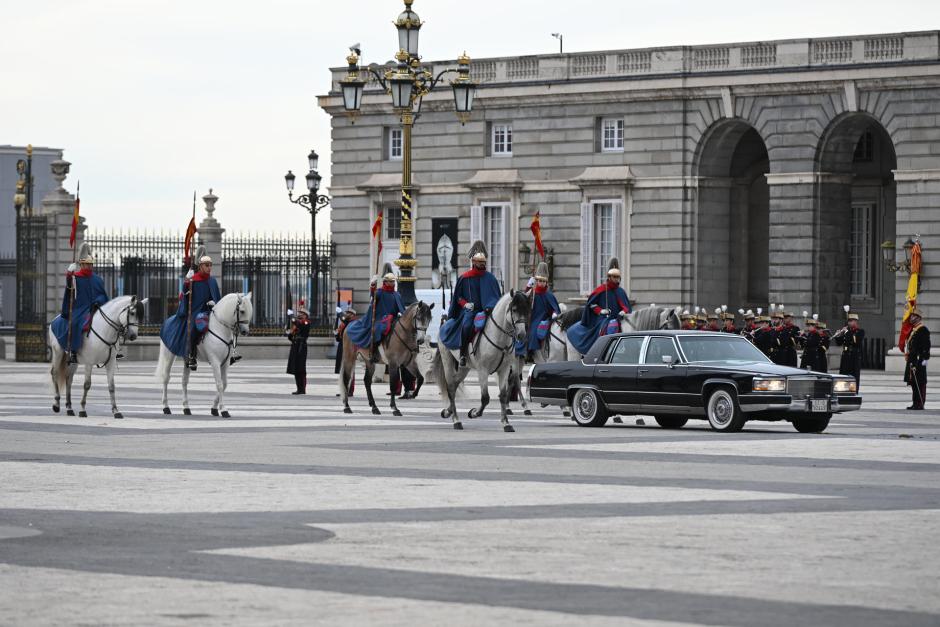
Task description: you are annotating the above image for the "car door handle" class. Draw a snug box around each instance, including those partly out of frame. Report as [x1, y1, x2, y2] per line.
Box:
[598, 368, 610, 373]
[638, 369, 649, 374]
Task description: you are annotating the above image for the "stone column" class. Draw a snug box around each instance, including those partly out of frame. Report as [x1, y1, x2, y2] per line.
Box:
[765, 174, 816, 312]
[199, 189, 225, 281]
[39, 159, 84, 322]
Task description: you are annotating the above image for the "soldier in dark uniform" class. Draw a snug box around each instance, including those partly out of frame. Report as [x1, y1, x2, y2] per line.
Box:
[799, 317, 827, 372]
[680, 310, 696, 330]
[904, 308, 930, 410]
[706, 310, 721, 332]
[768, 311, 785, 364]
[740, 310, 756, 342]
[777, 311, 800, 368]
[753, 316, 778, 359]
[286, 302, 310, 394]
[721, 310, 738, 334]
[834, 312, 864, 388]
[695, 309, 707, 330]
[818, 322, 831, 373]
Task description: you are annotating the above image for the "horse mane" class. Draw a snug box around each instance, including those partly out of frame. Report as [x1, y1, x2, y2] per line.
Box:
[101, 295, 135, 315]
[629, 306, 663, 330]
[510, 290, 531, 318]
[557, 306, 583, 330]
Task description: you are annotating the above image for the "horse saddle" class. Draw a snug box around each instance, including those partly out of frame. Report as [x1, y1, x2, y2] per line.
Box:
[602, 318, 621, 336]
[536, 319, 551, 341]
[473, 311, 488, 332]
[194, 311, 210, 333]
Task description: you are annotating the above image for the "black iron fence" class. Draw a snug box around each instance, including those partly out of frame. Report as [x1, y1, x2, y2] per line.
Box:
[0, 255, 14, 329]
[86, 231, 335, 337]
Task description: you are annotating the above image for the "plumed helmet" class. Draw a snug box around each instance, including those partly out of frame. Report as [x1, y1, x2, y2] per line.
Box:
[77, 242, 95, 264]
[847, 313, 859, 321]
[468, 239, 488, 262]
[199, 255, 213, 265]
[383, 272, 396, 282]
[534, 262, 549, 281]
[194, 245, 207, 264]
[297, 299, 309, 315]
[606, 257, 621, 278]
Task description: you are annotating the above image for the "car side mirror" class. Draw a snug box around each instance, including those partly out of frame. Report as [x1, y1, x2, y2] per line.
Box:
[662, 354, 675, 368]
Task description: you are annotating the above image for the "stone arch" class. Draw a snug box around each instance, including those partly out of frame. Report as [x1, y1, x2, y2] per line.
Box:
[815, 112, 897, 344]
[693, 119, 770, 308]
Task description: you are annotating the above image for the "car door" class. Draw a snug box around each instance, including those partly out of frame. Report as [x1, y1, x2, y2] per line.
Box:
[636, 336, 688, 410]
[594, 336, 645, 411]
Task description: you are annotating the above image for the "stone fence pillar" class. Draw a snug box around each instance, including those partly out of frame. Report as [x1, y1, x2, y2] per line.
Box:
[199, 189, 225, 281]
[40, 159, 85, 323]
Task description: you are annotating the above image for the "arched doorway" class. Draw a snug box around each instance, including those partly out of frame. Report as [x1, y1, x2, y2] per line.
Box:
[816, 114, 897, 345]
[694, 120, 770, 309]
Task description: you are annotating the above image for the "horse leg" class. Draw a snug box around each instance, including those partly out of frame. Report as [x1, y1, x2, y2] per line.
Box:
[211, 360, 227, 418]
[79, 365, 92, 418]
[408, 362, 424, 399]
[364, 364, 380, 415]
[468, 364, 489, 420]
[50, 349, 61, 413]
[182, 361, 195, 415]
[65, 363, 75, 416]
[497, 363, 515, 433]
[107, 360, 123, 419]
[159, 346, 173, 414]
[218, 362, 230, 418]
[340, 347, 354, 414]
[389, 365, 403, 417]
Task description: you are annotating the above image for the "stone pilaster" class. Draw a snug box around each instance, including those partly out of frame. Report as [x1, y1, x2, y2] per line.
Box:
[764, 174, 817, 313]
[38, 159, 81, 322]
[199, 189, 225, 280]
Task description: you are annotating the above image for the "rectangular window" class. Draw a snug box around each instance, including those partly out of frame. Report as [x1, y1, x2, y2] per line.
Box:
[492, 123, 512, 156]
[850, 203, 873, 297]
[484, 205, 504, 284]
[388, 127, 403, 160]
[594, 202, 614, 284]
[384, 206, 402, 241]
[601, 118, 624, 152]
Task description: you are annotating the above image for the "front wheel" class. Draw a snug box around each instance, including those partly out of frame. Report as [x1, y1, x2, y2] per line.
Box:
[654, 416, 688, 429]
[706, 387, 746, 432]
[571, 388, 609, 427]
[792, 414, 831, 433]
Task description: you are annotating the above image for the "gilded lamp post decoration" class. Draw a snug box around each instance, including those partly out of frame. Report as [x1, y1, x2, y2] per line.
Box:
[338, 0, 476, 304]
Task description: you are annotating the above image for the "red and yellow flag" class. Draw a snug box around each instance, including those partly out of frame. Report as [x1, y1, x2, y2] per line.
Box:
[372, 210, 384, 255]
[69, 183, 80, 248]
[530, 211, 545, 258]
[898, 241, 922, 351]
[183, 216, 198, 261]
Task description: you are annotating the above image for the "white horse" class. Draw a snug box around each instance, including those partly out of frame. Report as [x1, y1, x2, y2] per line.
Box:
[48, 295, 146, 419]
[557, 305, 682, 360]
[507, 303, 570, 418]
[431, 291, 530, 432]
[156, 292, 253, 418]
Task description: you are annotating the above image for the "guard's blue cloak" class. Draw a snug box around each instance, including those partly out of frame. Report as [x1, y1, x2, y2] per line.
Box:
[515, 288, 560, 355]
[346, 288, 406, 348]
[567, 282, 631, 355]
[159, 274, 221, 357]
[50, 271, 109, 352]
[439, 269, 501, 350]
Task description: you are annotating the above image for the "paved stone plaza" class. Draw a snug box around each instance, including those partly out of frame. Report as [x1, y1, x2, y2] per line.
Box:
[0, 358, 938, 625]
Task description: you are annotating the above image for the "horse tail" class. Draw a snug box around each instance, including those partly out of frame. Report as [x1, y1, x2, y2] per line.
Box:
[154, 343, 170, 380]
[52, 345, 68, 393]
[431, 349, 448, 400]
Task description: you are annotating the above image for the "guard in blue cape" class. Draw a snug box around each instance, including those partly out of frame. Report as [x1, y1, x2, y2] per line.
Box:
[345, 272, 406, 362]
[567, 258, 632, 356]
[439, 240, 502, 367]
[516, 261, 560, 360]
[51, 243, 110, 364]
[160, 249, 222, 371]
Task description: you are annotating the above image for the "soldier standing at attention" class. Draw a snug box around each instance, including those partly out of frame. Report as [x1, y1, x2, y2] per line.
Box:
[769, 310, 785, 364]
[720, 310, 738, 334]
[817, 321, 831, 372]
[680, 310, 697, 330]
[834, 312, 865, 389]
[777, 311, 800, 368]
[706, 310, 721, 332]
[753, 316, 778, 359]
[904, 308, 930, 410]
[740, 310, 757, 342]
[286, 303, 310, 395]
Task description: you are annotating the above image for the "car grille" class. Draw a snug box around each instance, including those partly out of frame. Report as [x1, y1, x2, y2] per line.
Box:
[787, 377, 832, 399]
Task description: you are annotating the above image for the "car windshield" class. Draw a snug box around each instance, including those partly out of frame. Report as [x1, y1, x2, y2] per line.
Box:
[677, 335, 771, 364]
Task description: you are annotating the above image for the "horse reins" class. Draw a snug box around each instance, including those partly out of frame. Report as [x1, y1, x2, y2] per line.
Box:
[475, 298, 527, 375]
[207, 295, 249, 360]
[88, 302, 137, 367]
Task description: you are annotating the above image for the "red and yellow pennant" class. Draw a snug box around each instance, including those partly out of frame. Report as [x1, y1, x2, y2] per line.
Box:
[69, 182, 80, 248]
[898, 241, 923, 351]
[372, 209, 384, 255]
[530, 210, 545, 259]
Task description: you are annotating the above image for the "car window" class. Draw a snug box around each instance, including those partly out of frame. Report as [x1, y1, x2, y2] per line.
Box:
[678, 335, 771, 364]
[643, 337, 680, 364]
[609, 337, 645, 364]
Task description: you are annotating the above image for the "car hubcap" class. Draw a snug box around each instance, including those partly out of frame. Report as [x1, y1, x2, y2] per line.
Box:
[577, 392, 595, 420]
[711, 393, 732, 426]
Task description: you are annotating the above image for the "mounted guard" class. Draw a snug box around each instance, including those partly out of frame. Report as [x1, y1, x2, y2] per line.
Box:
[566, 257, 631, 356]
[50, 243, 109, 364]
[345, 272, 407, 362]
[159, 246, 222, 371]
[516, 261, 560, 361]
[439, 240, 502, 367]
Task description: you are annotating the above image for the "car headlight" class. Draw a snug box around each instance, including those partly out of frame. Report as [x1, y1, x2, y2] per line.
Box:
[752, 377, 786, 392]
[833, 378, 857, 394]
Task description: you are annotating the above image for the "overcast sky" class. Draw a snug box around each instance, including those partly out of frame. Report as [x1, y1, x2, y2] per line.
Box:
[4, 0, 939, 237]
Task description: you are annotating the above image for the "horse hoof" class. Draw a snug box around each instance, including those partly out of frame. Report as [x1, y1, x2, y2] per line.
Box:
[506, 409, 514, 416]
[503, 425, 515, 433]
[453, 422, 464, 430]
[343, 407, 353, 414]
[66, 410, 75, 417]
[78, 411, 87, 418]
[440, 409, 449, 419]
[210, 408, 219, 417]
[562, 410, 571, 418]
[468, 408, 481, 419]
[162, 407, 171, 415]
[523, 409, 533, 416]
[113, 413, 124, 420]
[371, 407, 381, 415]
[221, 411, 231, 418]
[52, 405, 59, 413]
[393, 409, 402, 417]
[183, 408, 192, 416]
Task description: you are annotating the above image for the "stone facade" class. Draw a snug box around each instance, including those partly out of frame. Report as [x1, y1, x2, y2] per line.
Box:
[320, 32, 940, 364]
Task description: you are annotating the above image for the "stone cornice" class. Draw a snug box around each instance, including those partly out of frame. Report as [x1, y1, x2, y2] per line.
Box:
[892, 168, 940, 181]
[355, 173, 420, 192]
[764, 172, 855, 186]
[461, 169, 524, 189]
[570, 166, 635, 187]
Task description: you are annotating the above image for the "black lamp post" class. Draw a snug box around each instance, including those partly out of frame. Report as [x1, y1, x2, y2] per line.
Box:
[285, 149, 330, 322]
[337, 0, 476, 304]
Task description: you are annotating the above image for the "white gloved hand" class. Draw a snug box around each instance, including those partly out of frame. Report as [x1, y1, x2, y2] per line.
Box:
[600, 309, 611, 316]
[185, 269, 195, 279]
[923, 360, 929, 366]
[551, 313, 558, 320]
[463, 302, 474, 311]
[287, 309, 294, 316]
[526, 277, 535, 288]
[67, 263, 78, 273]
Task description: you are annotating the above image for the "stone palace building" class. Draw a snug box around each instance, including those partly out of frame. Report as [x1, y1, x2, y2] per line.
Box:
[320, 31, 940, 361]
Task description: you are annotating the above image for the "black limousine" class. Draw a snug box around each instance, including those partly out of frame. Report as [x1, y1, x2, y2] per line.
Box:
[527, 330, 861, 433]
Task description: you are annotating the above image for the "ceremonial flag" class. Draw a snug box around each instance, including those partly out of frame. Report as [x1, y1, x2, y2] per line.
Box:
[372, 210, 384, 255]
[530, 211, 545, 258]
[69, 182, 80, 248]
[898, 241, 923, 351]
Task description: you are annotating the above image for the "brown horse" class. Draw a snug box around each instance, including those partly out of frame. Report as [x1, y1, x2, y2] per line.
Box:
[339, 301, 434, 416]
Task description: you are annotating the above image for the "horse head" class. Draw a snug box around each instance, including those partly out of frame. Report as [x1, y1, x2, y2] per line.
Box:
[508, 289, 531, 343]
[125, 296, 148, 342]
[413, 301, 434, 346]
[661, 306, 681, 330]
[237, 293, 254, 335]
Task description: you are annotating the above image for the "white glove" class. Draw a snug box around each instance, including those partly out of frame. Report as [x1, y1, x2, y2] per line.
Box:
[67, 263, 78, 273]
[600, 309, 610, 316]
[526, 277, 535, 288]
[619, 310, 629, 318]
[463, 302, 474, 311]
[206, 300, 216, 308]
[287, 309, 294, 316]
[923, 360, 929, 366]
[551, 313, 558, 320]
[185, 269, 194, 279]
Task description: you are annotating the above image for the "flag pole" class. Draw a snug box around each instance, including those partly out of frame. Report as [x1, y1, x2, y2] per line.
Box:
[369, 231, 382, 362]
[65, 181, 80, 362]
[185, 191, 196, 366]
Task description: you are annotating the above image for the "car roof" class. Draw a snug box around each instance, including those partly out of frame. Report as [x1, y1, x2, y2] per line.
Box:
[612, 330, 741, 337]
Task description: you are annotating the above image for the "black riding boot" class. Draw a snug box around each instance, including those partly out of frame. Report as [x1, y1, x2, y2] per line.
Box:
[187, 341, 198, 371]
[67, 351, 78, 365]
[459, 344, 469, 368]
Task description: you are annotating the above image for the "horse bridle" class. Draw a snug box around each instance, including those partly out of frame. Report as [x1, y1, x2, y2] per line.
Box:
[474, 298, 528, 374]
[207, 295, 250, 362]
[390, 305, 429, 361]
[87, 301, 138, 366]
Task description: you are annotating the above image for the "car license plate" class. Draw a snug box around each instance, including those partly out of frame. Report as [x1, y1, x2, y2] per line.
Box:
[811, 399, 829, 413]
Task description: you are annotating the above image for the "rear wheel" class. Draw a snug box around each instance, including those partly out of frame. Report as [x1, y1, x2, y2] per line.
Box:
[792, 414, 831, 433]
[654, 416, 688, 429]
[571, 388, 609, 427]
[706, 387, 746, 432]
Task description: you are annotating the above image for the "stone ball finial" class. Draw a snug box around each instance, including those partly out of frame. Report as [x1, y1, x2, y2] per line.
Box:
[50, 159, 71, 191]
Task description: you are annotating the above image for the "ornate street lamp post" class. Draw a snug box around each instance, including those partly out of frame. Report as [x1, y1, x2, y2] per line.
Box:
[284, 149, 331, 322]
[337, 0, 476, 304]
